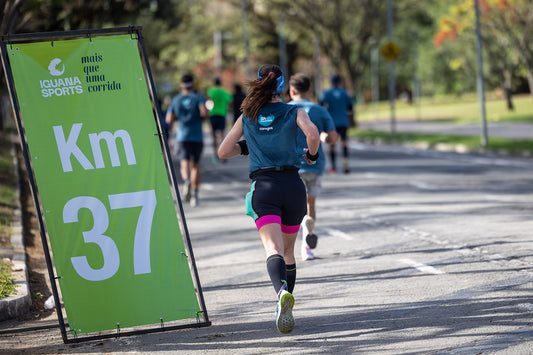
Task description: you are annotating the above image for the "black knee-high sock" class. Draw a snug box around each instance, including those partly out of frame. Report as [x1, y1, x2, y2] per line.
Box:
[286, 263, 296, 293]
[266, 254, 287, 296]
[343, 145, 349, 158]
[330, 150, 336, 168]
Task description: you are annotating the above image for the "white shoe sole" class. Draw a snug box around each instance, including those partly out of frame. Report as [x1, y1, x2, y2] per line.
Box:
[276, 292, 295, 334]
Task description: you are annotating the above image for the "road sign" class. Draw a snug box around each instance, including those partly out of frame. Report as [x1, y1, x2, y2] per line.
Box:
[381, 41, 401, 62]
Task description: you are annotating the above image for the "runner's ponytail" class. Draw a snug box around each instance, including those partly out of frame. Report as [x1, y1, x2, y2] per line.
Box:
[241, 64, 284, 120]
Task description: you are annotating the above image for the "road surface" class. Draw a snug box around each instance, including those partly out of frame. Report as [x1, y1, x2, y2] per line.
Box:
[2, 141, 533, 354]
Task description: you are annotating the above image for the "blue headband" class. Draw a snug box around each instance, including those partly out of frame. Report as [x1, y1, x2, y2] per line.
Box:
[258, 68, 285, 94]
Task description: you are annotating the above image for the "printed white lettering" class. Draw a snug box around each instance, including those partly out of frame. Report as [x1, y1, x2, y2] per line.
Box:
[40, 77, 83, 98]
[89, 130, 137, 169]
[54, 124, 95, 172]
[54, 124, 136, 172]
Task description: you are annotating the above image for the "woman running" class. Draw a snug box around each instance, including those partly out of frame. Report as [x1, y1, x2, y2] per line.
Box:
[218, 64, 320, 334]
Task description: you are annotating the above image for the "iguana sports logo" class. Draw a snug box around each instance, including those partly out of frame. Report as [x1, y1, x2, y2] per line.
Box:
[40, 57, 83, 98]
[48, 58, 65, 76]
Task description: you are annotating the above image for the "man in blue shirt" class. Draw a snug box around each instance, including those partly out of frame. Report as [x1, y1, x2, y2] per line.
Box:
[289, 73, 337, 261]
[320, 74, 353, 174]
[165, 74, 208, 207]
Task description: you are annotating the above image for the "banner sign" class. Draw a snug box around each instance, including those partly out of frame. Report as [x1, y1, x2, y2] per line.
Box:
[1, 29, 208, 338]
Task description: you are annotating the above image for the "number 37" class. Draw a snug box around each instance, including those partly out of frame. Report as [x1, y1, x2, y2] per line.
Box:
[63, 190, 156, 281]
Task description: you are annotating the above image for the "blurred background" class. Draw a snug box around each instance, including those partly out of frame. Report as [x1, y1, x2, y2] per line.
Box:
[1, 0, 532, 130]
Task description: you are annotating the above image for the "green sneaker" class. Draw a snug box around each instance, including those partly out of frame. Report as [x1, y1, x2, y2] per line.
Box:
[275, 290, 295, 334]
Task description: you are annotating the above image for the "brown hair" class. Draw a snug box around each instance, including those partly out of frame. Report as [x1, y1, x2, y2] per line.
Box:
[289, 73, 310, 94]
[241, 64, 283, 120]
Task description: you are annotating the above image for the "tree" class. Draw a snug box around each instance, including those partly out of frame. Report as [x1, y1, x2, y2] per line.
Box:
[260, 0, 388, 96]
[483, 0, 533, 101]
[434, 0, 533, 106]
[239, 0, 435, 108]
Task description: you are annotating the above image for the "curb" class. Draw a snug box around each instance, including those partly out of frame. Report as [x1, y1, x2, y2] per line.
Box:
[0, 140, 31, 321]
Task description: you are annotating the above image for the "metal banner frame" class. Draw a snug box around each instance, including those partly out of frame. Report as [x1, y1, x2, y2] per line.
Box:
[0, 26, 210, 343]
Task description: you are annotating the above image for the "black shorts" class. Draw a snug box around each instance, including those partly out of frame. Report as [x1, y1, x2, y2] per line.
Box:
[177, 141, 203, 163]
[246, 168, 307, 233]
[336, 126, 348, 141]
[209, 115, 226, 131]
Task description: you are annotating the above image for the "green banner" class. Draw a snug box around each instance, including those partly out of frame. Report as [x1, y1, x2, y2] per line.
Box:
[7, 35, 200, 334]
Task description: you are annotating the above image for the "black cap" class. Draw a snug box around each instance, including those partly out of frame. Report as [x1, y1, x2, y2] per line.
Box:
[181, 74, 194, 88]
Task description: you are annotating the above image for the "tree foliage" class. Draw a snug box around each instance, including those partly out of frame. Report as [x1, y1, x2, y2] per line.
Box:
[0, 0, 532, 108]
[434, 0, 533, 103]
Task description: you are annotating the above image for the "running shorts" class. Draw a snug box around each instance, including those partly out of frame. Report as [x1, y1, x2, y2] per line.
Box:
[177, 141, 203, 163]
[336, 126, 348, 141]
[299, 171, 322, 198]
[246, 168, 307, 234]
[209, 115, 226, 131]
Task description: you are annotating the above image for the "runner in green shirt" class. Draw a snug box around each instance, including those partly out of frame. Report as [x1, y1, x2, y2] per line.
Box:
[207, 77, 233, 161]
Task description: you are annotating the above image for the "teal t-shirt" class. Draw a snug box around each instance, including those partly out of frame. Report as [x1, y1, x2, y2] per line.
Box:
[288, 99, 335, 175]
[168, 93, 205, 142]
[320, 88, 352, 128]
[242, 102, 300, 173]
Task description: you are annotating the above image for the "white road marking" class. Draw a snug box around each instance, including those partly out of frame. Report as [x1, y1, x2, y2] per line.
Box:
[410, 181, 440, 190]
[518, 303, 533, 312]
[399, 258, 446, 275]
[324, 228, 353, 241]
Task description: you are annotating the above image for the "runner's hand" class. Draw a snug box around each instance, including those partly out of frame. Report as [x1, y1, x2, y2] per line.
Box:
[303, 148, 317, 165]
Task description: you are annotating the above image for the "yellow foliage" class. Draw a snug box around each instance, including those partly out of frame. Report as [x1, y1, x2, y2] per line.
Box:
[449, 58, 463, 71]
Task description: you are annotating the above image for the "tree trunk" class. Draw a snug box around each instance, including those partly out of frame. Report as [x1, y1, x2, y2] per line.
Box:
[1, 0, 26, 35]
[503, 68, 514, 111]
[527, 69, 533, 102]
[523, 50, 533, 101]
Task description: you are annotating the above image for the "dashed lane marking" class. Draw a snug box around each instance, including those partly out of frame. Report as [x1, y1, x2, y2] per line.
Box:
[399, 258, 446, 275]
[323, 228, 353, 241]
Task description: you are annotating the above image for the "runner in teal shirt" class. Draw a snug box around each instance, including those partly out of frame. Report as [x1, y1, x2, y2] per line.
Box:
[288, 73, 337, 261]
[165, 74, 208, 207]
[320, 74, 353, 173]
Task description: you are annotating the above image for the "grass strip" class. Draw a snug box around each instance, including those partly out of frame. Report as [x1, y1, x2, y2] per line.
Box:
[0, 259, 16, 299]
[350, 129, 533, 156]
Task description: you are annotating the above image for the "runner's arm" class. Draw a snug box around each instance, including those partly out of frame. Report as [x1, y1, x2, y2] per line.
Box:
[218, 115, 245, 159]
[199, 103, 209, 121]
[296, 108, 320, 164]
[321, 130, 338, 144]
[165, 111, 176, 125]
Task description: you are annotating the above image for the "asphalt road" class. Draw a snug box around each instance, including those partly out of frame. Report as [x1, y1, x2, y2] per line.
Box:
[2, 140, 533, 354]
